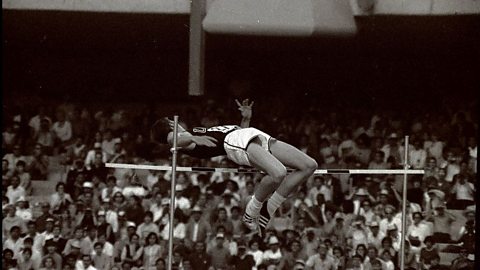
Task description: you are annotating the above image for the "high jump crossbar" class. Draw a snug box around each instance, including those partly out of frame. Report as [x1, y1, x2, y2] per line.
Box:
[105, 163, 424, 175]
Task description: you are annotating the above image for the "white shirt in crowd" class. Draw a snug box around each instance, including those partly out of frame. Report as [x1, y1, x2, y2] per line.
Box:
[84, 150, 108, 169]
[452, 182, 475, 201]
[6, 186, 26, 204]
[248, 250, 264, 268]
[160, 222, 185, 240]
[29, 115, 52, 135]
[409, 148, 427, 169]
[15, 208, 32, 221]
[468, 145, 477, 173]
[52, 121, 72, 142]
[75, 260, 98, 270]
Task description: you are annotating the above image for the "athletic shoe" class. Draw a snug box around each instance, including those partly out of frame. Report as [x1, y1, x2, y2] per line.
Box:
[242, 212, 258, 231]
[258, 203, 271, 237]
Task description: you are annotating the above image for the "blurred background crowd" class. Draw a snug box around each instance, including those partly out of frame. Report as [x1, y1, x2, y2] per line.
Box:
[2, 95, 477, 270]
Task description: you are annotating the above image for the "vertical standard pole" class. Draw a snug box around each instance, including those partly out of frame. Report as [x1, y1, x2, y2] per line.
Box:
[167, 115, 179, 270]
[400, 136, 409, 270]
[188, 0, 206, 96]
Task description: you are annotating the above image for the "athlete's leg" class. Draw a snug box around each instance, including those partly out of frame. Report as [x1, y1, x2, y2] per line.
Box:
[242, 139, 287, 231]
[244, 140, 287, 209]
[243, 138, 317, 235]
[269, 140, 318, 197]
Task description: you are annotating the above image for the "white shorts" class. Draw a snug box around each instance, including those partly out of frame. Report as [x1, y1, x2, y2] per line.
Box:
[224, 128, 273, 166]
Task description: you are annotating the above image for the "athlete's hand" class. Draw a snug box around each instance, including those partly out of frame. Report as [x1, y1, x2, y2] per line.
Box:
[167, 118, 186, 132]
[236, 99, 254, 119]
[192, 136, 218, 147]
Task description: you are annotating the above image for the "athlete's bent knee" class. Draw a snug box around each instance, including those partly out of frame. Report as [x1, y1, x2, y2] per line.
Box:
[303, 158, 318, 174]
[270, 166, 287, 185]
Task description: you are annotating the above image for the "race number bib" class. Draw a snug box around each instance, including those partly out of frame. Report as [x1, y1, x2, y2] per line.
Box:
[207, 125, 239, 133]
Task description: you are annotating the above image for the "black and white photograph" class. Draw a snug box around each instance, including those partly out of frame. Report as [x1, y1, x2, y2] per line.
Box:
[2, 0, 478, 269]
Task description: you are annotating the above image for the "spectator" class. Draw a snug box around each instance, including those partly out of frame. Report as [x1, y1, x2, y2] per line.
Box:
[112, 155, 133, 189]
[457, 206, 475, 241]
[449, 173, 475, 209]
[346, 253, 364, 270]
[305, 243, 336, 270]
[378, 204, 402, 237]
[3, 204, 26, 237]
[212, 207, 234, 236]
[109, 139, 128, 163]
[332, 246, 346, 270]
[326, 212, 348, 249]
[444, 151, 461, 182]
[3, 144, 28, 173]
[15, 196, 32, 222]
[88, 154, 108, 182]
[124, 196, 145, 226]
[43, 242, 62, 270]
[21, 237, 42, 269]
[96, 211, 113, 244]
[185, 206, 211, 249]
[29, 144, 49, 180]
[347, 216, 369, 251]
[3, 124, 19, 153]
[160, 211, 186, 243]
[120, 233, 143, 266]
[92, 241, 113, 269]
[39, 256, 57, 270]
[409, 139, 427, 169]
[358, 198, 378, 225]
[262, 236, 282, 267]
[229, 241, 254, 270]
[3, 159, 13, 184]
[278, 239, 307, 270]
[35, 119, 55, 155]
[381, 133, 404, 167]
[369, 151, 388, 170]
[75, 254, 97, 270]
[84, 143, 108, 170]
[247, 239, 264, 268]
[15, 160, 32, 196]
[208, 233, 230, 270]
[101, 129, 116, 160]
[366, 221, 384, 250]
[143, 232, 163, 268]
[122, 176, 147, 199]
[52, 110, 72, 148]
[6, 175, 26, 204]
[45, 225, 67, 256]
[50, 182, 73, 214]
[380, 249, 395, 270]
[4, 225, 23, 257]
[407, 211, 431, 253]
[425, 203, 455, 243]
[450, 248, 474, 270]
[101, 176, 122, 202]
[420, 236, 439, 270]
[466, 136, 476, 173]
[136, 212, 159, 242]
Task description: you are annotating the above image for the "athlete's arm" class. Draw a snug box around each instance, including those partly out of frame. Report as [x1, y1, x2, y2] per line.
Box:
[236, 99, 253, 128]
[167, 131, 218, 149]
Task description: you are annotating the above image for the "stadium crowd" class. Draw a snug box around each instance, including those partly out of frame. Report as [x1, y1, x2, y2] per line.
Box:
[2, 97, 477, 270]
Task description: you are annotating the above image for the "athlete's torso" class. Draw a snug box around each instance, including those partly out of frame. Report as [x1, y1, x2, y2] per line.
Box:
[182, 125, 241, 158]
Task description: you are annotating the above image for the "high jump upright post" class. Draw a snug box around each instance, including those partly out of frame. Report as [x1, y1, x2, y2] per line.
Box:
[167, 115, 179, 270]
[188, 0, 206, 96]
[400, 136, 409, 270]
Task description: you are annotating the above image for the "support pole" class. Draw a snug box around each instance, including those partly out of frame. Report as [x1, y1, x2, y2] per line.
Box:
[167, 115, 179, 270]
[400, 136, 409, 270]
[188, 0, 206, 96]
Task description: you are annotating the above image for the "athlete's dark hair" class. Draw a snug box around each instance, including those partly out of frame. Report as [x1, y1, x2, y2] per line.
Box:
[151, 118, 170, 144]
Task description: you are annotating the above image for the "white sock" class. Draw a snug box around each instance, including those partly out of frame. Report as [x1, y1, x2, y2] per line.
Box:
[246, 195, 263, 217]
[267, 191, 286, 216]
